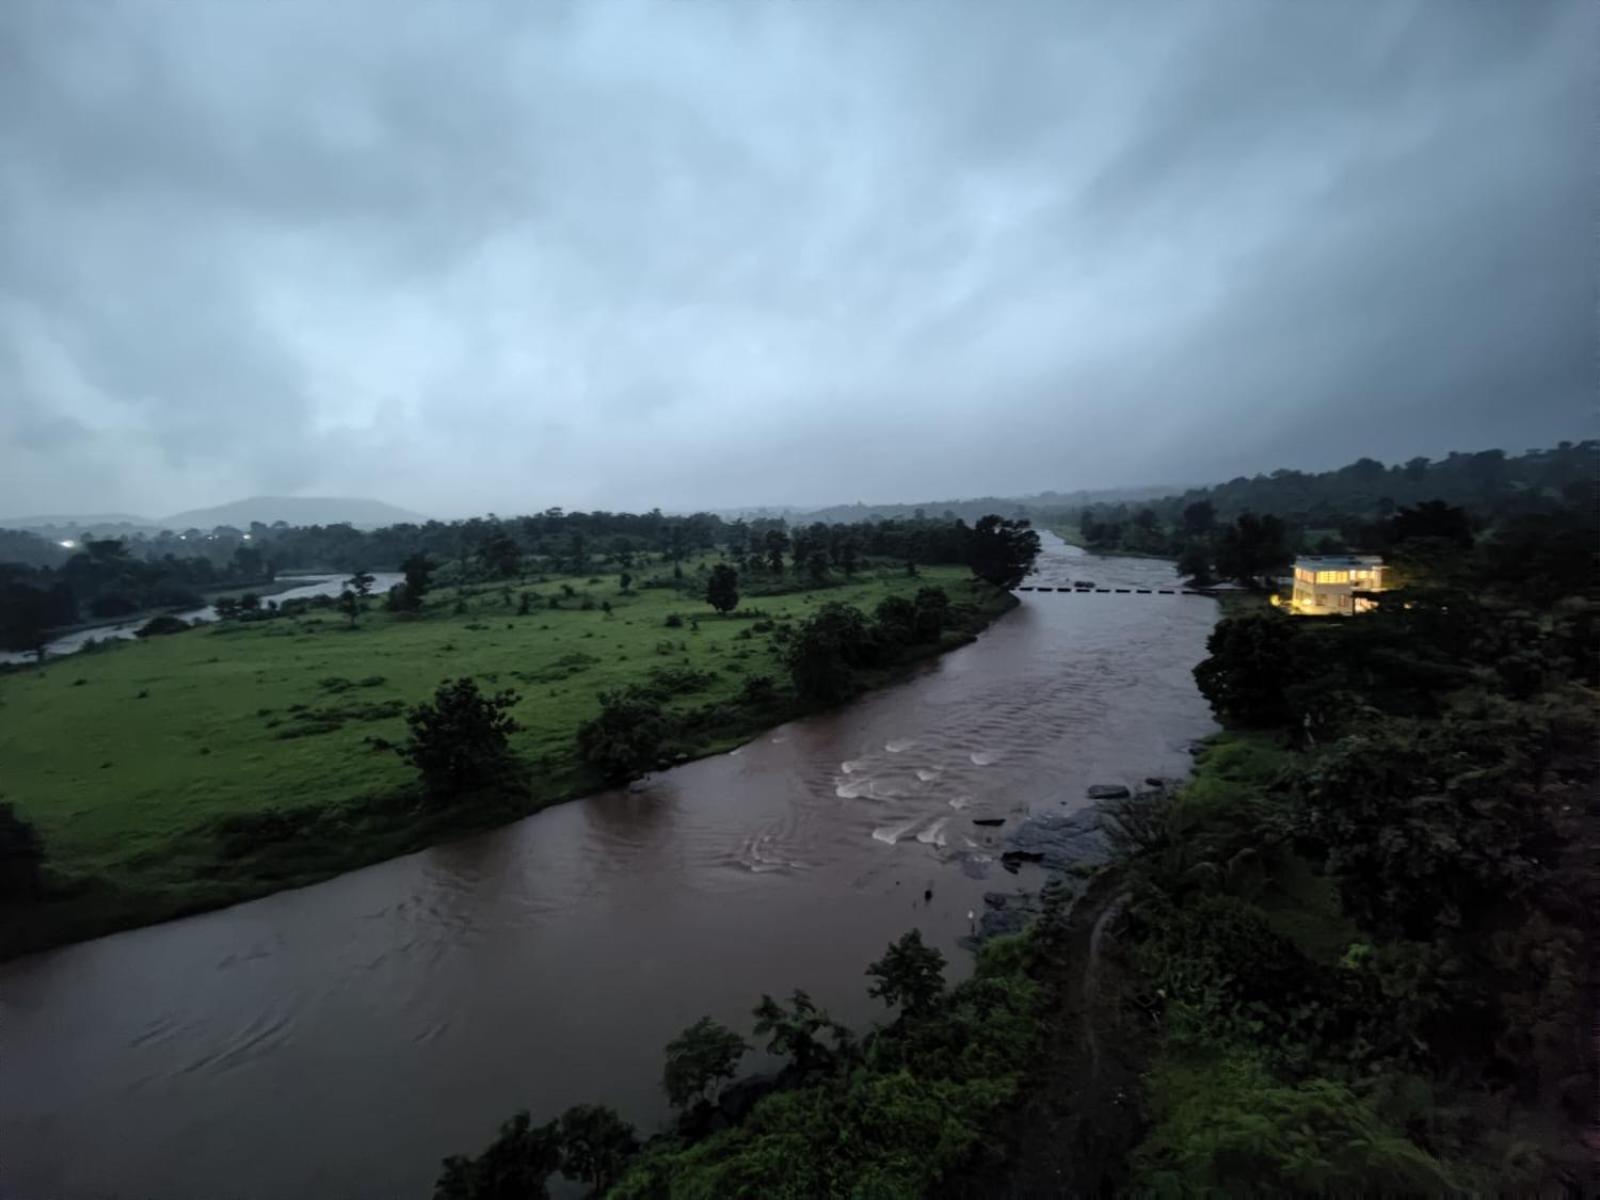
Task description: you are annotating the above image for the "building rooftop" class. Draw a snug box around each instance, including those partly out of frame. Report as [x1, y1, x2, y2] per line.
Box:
[1293, 554, 1383, 568]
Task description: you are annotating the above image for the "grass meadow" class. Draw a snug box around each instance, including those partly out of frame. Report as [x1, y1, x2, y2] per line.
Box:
[1, 561, 1006, 955]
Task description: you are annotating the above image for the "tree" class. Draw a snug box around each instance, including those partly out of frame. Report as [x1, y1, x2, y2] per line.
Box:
[1213, 513, 1290, 587]
[663, 1016, 748, 1110]
[434, 1111, 562, 1200]
[1387, 501, 1474, 549]
[866, 930, 946, 1018]
[400, 678, 521, 800]
[558, 1105, 639, 1196]
[576, 687, 668, 782]
[1177, 543, 1215, 587]
[786, 602, 877, 704]
[0, 583, 55, 661]
[337, 589, 362, 627]
[231, 544, 265, 579]
[346, 570, 376, 600]
[0, 802, 44, 900]
[752, 989, 852, 1076]
[1193, 614, 1300, 726]
[213, 595, 241, 620]
[481, 531, 523, 580]
[967, 515, 1041, 589]
[1182, 500, 1217, 537]
[705, 564, 739, 616]
[835, 536, 860, 577]
[391, 553, 436, 612]
[619, 572, 633, 593]
[763, 529, 789, 575]
[913, 586, 949, 643]
[873, 595, 918, 645]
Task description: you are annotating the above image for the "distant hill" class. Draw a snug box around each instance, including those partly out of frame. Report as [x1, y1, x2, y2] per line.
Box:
[0, 497, 430, 535]
[0, 512, 155, 532]
[737, 484, 1188, 526]
[160, 497, 429, 530]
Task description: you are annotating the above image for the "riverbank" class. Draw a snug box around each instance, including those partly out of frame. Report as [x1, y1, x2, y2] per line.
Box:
[0, 565, 1015, 959]
[21, 574, 300, 644]
[1043, 523, 1178, 561]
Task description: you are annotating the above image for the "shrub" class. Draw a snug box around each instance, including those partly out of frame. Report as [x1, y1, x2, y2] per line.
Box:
[434, 1111, 562, 1200]
[739, 674, 778, 706]
[1133, 1050, 1458, 1195]
[646, 665, 718, 696]
[135, 614, 190, 638]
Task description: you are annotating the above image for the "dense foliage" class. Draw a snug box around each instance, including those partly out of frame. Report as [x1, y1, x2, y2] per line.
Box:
[0, 803, 44, 900]
[442, 929, 1044, 1199]
[965, 515, 1042, 589]
[0, 536, 271, 654]
[1062, 442, 1596, 588]
[577, 688, 672, 783]
[1122, 486, 1598, 1193]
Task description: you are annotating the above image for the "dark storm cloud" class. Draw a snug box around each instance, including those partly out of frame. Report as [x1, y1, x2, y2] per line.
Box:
[0, 0, 1590, 519]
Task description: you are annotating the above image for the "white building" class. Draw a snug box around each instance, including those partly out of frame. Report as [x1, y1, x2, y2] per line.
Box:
[1285, 555, 1385, 616]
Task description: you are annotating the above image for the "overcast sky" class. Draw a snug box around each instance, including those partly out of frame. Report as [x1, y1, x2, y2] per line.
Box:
[0, 0, 1592, 519]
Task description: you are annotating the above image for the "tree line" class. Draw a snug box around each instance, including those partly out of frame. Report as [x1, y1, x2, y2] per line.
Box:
[0, 537, 274, 657]
[1059, 441, 1596, 585]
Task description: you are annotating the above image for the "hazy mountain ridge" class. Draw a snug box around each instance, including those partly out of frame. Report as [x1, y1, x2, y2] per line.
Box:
[0, 497, 429, 534]
[731, 483, 1188, 525]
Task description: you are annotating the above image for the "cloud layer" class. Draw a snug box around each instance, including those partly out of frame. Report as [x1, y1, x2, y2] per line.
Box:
[1, 0, 1591, 517]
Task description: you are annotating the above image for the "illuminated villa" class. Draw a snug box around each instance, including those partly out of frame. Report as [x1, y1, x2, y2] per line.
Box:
[1280, 555, 1386, 616]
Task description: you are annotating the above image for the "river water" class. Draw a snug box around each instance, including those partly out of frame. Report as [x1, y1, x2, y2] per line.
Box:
[0, 537, 1216, 1200]
[0, 573, 405, 666]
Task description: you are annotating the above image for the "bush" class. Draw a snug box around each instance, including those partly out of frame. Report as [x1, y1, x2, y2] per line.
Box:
[739, 674, 779, 706]
[1133, 1050, 1458, 1195]
[646, 665, 718, 696]
[576, 688, 670, 783]
[399, 678, 522, 801]
[135, 614, 191, 638]
[434, 1111, 563, 1200]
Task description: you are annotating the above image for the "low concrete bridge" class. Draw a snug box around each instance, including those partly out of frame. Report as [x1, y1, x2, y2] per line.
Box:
[1016, 585, 1227, 597]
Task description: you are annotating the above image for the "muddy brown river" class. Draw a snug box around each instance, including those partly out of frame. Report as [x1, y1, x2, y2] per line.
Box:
[0, 535, 1217, 1199]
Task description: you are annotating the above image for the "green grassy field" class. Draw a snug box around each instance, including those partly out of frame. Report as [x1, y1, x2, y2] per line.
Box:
[1, 562, 1006, 956]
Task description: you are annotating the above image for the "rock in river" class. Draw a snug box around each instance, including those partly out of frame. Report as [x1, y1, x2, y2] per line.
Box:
[1004, 806, 1113, 873]
[1085, 784, 1131, 800]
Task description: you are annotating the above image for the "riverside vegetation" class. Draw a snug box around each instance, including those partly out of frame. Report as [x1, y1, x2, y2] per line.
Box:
[0, 514, 1040, 957]
[433, 476, 1596, 1197]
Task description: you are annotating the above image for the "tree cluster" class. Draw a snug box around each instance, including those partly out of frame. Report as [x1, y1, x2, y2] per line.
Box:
[1135, 491, 1599, 1192]
[439, 923, 1053, 1199]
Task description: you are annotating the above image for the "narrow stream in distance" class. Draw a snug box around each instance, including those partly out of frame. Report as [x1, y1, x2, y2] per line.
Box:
[0, 573, 404, 666]
[0, 535, 1217, 1200]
